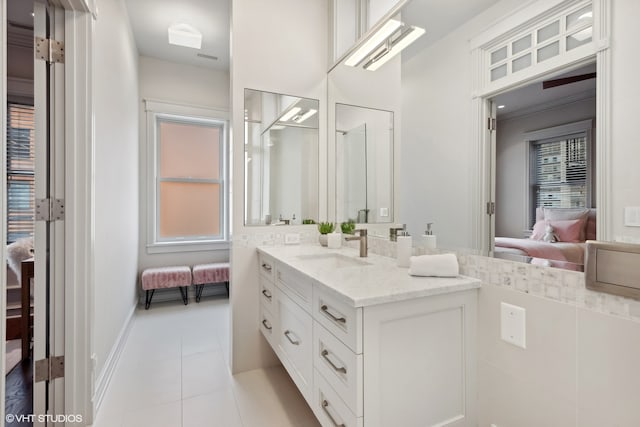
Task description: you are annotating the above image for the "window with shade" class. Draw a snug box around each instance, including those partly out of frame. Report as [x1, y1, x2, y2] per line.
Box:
[6, 103, 35, 243]
[154, 115, 227, 245]
[530, 132, 591, 225]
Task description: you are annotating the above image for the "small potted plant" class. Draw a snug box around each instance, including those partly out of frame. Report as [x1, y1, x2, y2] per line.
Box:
[340, 220, 356, 235]
[317, 222, 335, 246]
[302, 219, 316, 225]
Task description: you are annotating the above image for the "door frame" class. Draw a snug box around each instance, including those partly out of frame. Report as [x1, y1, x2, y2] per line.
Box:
[469, 0, 611, 253]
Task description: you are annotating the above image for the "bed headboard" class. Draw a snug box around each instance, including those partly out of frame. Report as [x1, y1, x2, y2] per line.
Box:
[535, 207, 597, 241]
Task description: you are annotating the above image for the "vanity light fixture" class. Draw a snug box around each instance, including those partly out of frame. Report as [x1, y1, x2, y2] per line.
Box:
[168, 23, 202, 49]
[279, 107, 301, 122]
[345, 19, 402, 67]
[292, 109, 318, 124]
[363, 24, 426, 71]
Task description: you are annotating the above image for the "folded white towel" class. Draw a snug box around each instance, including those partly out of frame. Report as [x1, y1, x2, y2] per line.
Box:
[408, 253, 459, 277]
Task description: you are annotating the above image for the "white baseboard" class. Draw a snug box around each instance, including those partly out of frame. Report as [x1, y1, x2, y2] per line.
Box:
[92, 303, 136, 415]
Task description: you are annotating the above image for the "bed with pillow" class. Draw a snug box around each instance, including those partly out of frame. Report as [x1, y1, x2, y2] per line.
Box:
[495, 207, 596, 268]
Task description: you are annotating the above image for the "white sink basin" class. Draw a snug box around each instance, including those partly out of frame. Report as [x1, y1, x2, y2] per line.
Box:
[296, 253, 370, 269]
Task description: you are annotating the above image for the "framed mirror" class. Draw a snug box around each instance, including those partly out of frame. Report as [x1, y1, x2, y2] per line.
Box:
[335, 103, 394, 224]
[244, 89, 319, 226]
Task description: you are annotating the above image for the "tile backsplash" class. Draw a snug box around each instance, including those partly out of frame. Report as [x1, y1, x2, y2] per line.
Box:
[236, 232, 640, 323]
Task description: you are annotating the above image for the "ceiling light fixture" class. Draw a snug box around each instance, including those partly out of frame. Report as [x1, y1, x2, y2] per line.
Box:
[363, 25, 426, 71]
[345, 19, 403, 67]
[293, 109, 318, 124]
[497, 105, 505, 109]
[168, 23, 202, 49]
[279, 107, 302, 122]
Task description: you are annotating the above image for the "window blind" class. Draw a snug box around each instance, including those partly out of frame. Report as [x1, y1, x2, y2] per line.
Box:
[6, 103, 35, 243]
[533, 136, 587, 212]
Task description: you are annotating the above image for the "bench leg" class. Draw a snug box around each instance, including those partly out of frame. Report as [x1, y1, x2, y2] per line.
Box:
[145, 289, 155, 310]
[179, 286, 189, 305]
[195, 284, 205, 303]
[225, 281, 229, 297]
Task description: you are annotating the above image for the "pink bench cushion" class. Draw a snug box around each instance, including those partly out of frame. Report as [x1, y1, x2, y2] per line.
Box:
[142, 266, 192, 290]
[192, 262, 230, 285]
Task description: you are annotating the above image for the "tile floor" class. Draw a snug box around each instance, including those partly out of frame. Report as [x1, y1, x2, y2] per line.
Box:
[93, 297, 320, 427]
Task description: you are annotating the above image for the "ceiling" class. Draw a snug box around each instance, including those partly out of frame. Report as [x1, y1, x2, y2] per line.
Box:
[124, 0, 230, 70]
[493, 62, 597, 118]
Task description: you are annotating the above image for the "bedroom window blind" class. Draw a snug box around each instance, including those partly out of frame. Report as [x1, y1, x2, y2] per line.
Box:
[532, 135, 588, 216]
[6, 103, 35, 243]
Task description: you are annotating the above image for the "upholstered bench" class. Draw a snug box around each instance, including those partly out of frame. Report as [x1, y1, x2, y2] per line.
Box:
[192, 262, 230, 302]
[141, 266, 192, 309]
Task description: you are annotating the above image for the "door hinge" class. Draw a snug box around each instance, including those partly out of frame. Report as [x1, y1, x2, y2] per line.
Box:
[487, 117, 496, 131]
[35, 355, 65, 383]
[35, 37, 64, 64]
[486, 202, 496, 215]
[35, 198, 65, 222]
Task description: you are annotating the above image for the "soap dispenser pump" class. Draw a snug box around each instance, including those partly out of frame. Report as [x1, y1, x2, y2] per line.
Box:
[397, 230, 412, 267]
[423, 223, 436, 249]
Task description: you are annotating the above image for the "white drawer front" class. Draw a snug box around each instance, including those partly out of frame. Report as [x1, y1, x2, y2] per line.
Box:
[314, 321, 363, 416]
[277, 289, 313, 404]
[277, 264, 313, 313]
[260, 276, 275, 312]
[259, 303, 277, 349]
[259, 253, 275, 283]
[313, 369, 363, 427]
[314, 288, 362, 354]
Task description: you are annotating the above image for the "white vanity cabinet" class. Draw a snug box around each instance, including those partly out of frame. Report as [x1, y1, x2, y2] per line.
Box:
[257, 248, 480, 427]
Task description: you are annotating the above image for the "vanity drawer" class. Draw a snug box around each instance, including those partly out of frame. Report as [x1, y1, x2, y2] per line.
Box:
[277, 289, 313, 404]
[259, 276, 276, 311]
[259, 303, 277, 349]
[313, 288, 362, 354]
[313, 369, 363, 427]
[259, 253, 276, 283]
[314, 321, 363, 416]
[277, 264, 313, 313]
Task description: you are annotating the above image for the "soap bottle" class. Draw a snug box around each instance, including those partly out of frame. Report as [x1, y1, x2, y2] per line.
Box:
[397, 230, 412, 267]
[423, 223, 437, 249]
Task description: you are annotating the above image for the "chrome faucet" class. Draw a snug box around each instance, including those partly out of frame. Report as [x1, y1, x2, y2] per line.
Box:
[345, 229, 368, 257]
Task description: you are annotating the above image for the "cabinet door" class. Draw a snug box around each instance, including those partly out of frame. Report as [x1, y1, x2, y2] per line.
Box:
[363, 290, 478, 427]
[277, 289, 313, 404]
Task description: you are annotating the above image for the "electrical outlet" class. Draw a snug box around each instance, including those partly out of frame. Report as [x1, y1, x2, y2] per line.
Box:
[380, 207, 389, 217]
[624, 207, 640, 227]
[284, 233, 300, 245]
[500, 302, 526, 349]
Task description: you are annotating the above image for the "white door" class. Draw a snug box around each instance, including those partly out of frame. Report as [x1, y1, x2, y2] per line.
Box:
[33, 2, 65, 424]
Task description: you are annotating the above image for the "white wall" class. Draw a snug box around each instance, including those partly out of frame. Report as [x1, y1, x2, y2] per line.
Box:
[610, 0, 640, 242]
[92, 0, 140, 380]
[137, 56, 230, 272]
[496, 97, 596, 237]
[400, 0, 524, 248]
[230, 0, 328, 373]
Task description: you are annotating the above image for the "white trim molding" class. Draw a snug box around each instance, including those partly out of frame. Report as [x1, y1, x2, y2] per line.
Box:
[470, 0, 610, 252]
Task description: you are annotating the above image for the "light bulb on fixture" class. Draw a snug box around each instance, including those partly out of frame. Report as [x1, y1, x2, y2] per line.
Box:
[345, 19, 403, 67]
[364, 25, 426, 71]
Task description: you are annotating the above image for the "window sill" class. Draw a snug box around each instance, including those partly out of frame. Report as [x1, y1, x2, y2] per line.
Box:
[146, 240, 230, 254]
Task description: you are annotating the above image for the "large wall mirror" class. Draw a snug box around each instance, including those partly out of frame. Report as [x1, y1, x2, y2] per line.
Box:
[328, 0, 606, 271]
[336, 103, 394, 224]
[244, 89, 319, 226]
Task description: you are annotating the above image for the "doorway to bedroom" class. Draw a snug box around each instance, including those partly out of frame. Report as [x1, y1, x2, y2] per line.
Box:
[489, 60, 597, 270]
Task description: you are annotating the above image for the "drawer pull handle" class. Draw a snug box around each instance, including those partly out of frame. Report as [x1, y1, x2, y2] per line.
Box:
[262, 263, 272, 272]
[322, 399, 345, 427]
[261, 289, 272, 300]
[284, 330, 300, 345]
[321, 349, 347, 374]
[321, 305, 346, 324]
[262, 319, 272, 330]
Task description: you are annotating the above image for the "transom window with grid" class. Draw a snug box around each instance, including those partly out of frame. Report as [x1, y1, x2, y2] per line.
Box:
[530, 132, 591, 225]
[152, 113, 228, 247]
[6, 103, 35, 243]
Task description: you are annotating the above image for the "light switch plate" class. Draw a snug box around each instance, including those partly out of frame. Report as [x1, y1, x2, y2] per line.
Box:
[500, 302, 526, 349]
[624, 207, 640, 227]
[284, 233, 300, 245]
[380, 207, 389, 217]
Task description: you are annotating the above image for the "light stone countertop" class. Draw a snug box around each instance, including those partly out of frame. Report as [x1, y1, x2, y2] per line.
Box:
[257, 244, 481, 308]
